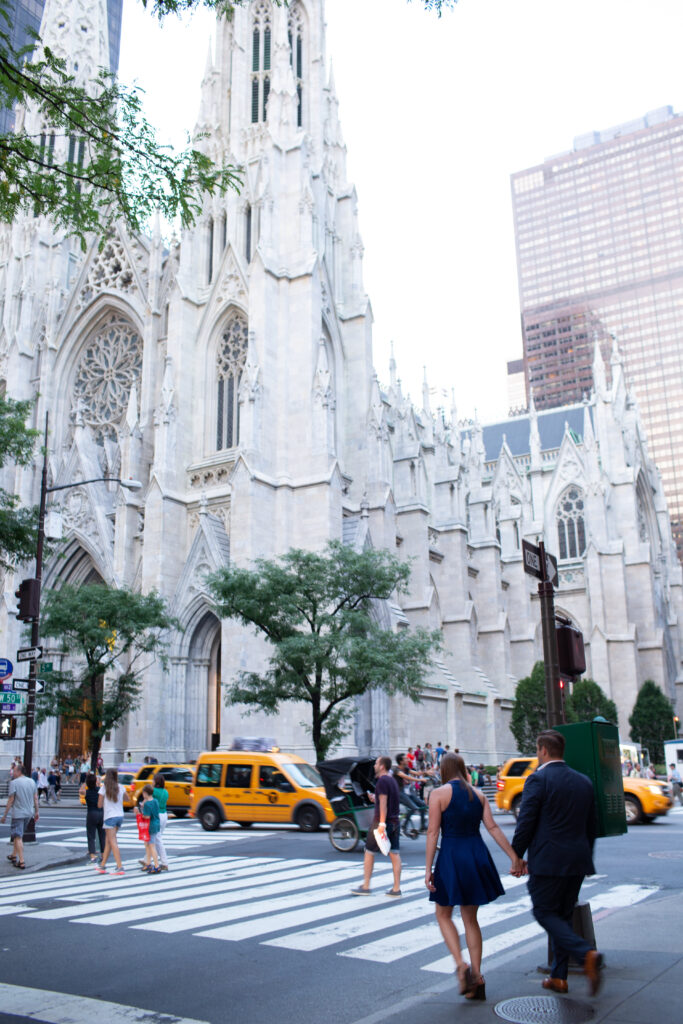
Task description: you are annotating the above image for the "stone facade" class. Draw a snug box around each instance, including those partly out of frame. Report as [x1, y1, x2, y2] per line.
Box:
[0, 0, 681, 769]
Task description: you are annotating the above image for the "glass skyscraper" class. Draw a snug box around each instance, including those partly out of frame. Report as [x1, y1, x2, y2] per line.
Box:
[0, 0, 124, 134]
[512, 106, 683, 560]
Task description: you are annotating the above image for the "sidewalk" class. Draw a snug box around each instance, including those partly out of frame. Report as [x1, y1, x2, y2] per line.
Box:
[0, 840, 86, 876]
[354, 890, 683, 1024]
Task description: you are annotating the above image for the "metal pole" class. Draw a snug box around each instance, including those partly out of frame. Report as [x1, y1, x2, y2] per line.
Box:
[538, 539, 561, 729]
[21, 412, 48, 842]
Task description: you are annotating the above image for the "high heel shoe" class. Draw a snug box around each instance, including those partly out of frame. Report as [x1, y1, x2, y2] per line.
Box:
[456, 963, 472, 995]
[465, 976, 486, 1001]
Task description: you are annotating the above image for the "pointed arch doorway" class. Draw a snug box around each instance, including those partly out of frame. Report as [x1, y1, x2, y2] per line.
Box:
[185, 611, 223, 757]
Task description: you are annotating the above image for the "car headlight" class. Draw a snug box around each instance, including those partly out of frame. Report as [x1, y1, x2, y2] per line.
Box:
[647, 785, 663, 795]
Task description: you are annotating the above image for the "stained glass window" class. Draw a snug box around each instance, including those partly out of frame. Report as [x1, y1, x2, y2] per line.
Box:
[216, 312, 248, 450]
[72, 313, 143, 445]
[556, 486, 586, 560]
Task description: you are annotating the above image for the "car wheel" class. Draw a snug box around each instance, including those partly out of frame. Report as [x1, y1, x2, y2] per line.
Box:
[238, 821, 253, 829]
[329, 816, 359, 852]
[624, 795, 643, 825]
[198, 804, 222, 831]
[296, 805, 321, 832]
[511, 796, 522, 820]
[173, 810, 188, 819]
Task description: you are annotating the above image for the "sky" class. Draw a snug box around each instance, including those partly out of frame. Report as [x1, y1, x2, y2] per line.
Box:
[118, 0, 683, 423]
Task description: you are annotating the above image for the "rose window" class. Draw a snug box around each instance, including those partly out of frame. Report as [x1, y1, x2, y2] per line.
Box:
[73, 314, 143, 444]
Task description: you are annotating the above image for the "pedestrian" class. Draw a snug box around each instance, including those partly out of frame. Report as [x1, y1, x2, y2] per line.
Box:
[79, 772, 105, 862]
[423, 743, 434, 769]
[96, 767, 126, 876]
[46, 768, 58, 804]
[1, 762, 39, 870]
[435, 741, 445, 765]
[425, 752, 523, 1001]
[135, 790, 160, 873]
[53, 767, 62, 801]
[140, 785, 161, 874]
[512, 729, 603, 996]
[351, 755, 402, 897]
[151, 772, 170, 871]
[393, 753, 428, 834]
[37, 768, 48, 803]
[668, 763, 683, 805]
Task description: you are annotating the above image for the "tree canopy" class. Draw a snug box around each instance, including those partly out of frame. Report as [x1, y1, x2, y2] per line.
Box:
[207, 541, 441, 760]
[0, 394, 39, 571]
[510, 661, 547, 754]
[629, 679, 675, 764]
[35, 584, 177, 767]
[566, 678, 618, 726]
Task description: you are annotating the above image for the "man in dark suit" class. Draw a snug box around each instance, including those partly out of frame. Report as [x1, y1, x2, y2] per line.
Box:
[512, 729, 603, 995]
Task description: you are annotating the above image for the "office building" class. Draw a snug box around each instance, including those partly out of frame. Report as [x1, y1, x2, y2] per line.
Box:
[512, 107, 683, 559]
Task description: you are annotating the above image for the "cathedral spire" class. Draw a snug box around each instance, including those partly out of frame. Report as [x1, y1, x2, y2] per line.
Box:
[35, 0, 111, 90]
[389, 342, 397, 390]
[267, 7, 298, 145]
[592, 331, 607, 398]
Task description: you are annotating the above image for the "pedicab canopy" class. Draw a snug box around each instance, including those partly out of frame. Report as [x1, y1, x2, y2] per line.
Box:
[316, 757, 377, 814]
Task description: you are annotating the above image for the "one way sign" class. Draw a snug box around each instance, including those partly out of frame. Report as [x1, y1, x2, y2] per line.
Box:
[11, 678, 45, 693]
[522, 539, 558, 586]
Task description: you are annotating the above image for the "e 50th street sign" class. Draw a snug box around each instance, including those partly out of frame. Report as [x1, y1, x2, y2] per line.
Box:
[522, 539, 558, 586]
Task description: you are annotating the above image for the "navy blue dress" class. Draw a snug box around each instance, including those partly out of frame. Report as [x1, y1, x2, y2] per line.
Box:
[429, 780, 505, 907]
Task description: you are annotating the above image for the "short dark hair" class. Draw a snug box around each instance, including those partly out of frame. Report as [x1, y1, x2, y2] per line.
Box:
[378, 756, 392, 772]
[395, 753, 405, 766]
[142, 784, 154, 796]
[536, 730, 565, 759]
[85, 772, 97, 789]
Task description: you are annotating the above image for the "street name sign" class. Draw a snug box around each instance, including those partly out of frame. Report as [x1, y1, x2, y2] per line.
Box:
[522, 539, 558, 585]
[11, 679, 44, 693]
[0, 692, 26, 705]
[16, 646, 42, 662]
[0, 658, 13, 680]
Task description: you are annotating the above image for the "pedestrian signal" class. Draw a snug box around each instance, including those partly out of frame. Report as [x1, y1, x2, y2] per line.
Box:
[14, 578, 40, 621]
[0, 715, 17, 739]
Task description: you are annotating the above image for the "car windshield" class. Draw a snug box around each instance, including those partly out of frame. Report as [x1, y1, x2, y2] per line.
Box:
[284, 763, 323, 788]
[119, 774, 134, 785]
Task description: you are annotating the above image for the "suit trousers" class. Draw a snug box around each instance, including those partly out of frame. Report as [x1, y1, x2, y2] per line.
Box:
[527, 874, 592, 979]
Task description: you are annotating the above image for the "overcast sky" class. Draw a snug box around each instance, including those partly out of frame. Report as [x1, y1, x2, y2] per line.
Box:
[119, 0, 683, 423]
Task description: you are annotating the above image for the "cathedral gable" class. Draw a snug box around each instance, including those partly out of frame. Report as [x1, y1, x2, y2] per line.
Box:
[69, 229, 149, 320]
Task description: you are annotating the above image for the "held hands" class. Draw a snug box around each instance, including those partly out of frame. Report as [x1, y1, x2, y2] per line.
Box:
[509, 855, 527, 877]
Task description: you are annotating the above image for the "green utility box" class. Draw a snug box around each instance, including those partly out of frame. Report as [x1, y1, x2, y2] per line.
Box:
[557, 718, 627, 838]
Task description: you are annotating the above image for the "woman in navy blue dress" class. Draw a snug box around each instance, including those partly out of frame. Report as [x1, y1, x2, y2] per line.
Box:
[425, 753, 524, 1001]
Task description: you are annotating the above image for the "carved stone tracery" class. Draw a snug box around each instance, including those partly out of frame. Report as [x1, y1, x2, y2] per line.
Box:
[72, 313, 143, 444]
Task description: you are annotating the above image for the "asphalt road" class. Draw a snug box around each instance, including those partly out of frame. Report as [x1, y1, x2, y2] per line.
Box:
[1, 804, 681, 1024]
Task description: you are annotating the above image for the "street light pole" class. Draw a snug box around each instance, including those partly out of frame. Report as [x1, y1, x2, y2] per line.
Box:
[20, 411, 142, 841]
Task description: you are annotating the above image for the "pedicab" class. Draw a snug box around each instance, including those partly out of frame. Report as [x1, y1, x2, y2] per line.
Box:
[316, 757, 377, 852]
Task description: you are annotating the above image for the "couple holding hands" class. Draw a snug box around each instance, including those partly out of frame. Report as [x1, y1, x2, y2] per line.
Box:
[426, 732, 603, 1002]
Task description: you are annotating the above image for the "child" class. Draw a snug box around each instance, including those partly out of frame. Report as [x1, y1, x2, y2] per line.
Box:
[136, 789, 160, 874]
[140, 784, 161, 874]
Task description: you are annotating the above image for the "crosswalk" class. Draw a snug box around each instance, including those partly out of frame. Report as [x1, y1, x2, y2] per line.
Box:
[0, 853, 659, 972]
[36, 818, 276, 851]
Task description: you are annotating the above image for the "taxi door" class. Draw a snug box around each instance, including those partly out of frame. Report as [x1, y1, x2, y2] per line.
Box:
[221, 762, 255, 822]
[251, 762, 296, 823]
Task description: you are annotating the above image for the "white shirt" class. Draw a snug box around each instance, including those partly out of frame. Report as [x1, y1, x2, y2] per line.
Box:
[99, 783, 126, 820]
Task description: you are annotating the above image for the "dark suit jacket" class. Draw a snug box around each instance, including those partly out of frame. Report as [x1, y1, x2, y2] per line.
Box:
[512, 760, 597, 876]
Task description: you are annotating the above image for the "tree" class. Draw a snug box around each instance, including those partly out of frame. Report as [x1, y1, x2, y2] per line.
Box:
[0, 0, 242, 247]
[35, 584, 177, 767]
[629, 679, 675, 764]
[510, 661, 547, 754]
[207, 542, 441, 760]
[0, 394, 39, 570]
[565, 678, 618, 726]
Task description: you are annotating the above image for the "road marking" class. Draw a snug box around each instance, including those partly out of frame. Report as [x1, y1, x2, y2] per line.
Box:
[0, 983, 210, 1024]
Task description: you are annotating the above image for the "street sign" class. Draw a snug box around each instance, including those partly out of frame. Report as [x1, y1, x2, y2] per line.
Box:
[522, 539, 558, 585]
[0, 658, 13, 681]
[11, 679, 45, 693]
[16, 646, 42, 662]
[0, 715, 17, 739]
[0, 692, 26, 704]
[40, 662, 53, 673]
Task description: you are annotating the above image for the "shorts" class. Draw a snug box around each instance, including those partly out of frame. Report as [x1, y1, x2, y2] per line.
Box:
[10, 817, 31, 839]
[104, 816, 124, 829]
[365, 820, 400, 854]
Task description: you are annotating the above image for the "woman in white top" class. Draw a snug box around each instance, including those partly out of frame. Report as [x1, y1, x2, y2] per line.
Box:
[96, 768, 126, 875]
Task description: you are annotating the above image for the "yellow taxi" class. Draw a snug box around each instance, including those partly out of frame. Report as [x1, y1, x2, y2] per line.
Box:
[189, 749, 334, 832]
[495, 756, 673, 825]
[79, 770, 136, 811]
[126, 763, 195, 818]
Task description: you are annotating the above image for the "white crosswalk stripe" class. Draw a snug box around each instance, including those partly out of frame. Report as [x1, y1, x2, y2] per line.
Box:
[37, 819, 275, 850]
[0, 853, 659, 973]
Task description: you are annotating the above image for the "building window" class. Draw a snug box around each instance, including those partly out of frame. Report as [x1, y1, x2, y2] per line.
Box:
[245, 204, 252, 263]
[216, 312, 248, 451]
[72, 313, 143, 445]
[556, 486, 586, 560]
[251, 1, 271, 124]
[288, 2, 304, 128]
[207, 217, 214, 284]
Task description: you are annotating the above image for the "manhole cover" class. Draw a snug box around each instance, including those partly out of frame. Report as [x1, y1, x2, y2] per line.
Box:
[649, 850, 683, 860]
[494, 996, 595, 1024]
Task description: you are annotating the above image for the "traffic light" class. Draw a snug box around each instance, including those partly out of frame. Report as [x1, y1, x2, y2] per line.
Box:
[14, 578, 40, 621]
[556, 622, 586, 677]
[0, 715, 17, 739]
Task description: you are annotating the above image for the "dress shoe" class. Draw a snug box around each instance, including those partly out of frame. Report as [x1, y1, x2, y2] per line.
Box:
[542, 978, 568, 994]
[584, 949, 604, 996]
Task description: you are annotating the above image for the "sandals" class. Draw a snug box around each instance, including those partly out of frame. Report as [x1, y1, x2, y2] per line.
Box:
[7, 854, 16, 863]
[457, 964, 472, 995]
[13, 861, 25, 869]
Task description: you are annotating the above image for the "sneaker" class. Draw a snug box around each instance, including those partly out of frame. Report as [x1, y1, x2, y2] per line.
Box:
[385, 888, 402, 897]
[95, 867, 107, 874]
[110, 869, 125, 876]
[350, 886, 372, 895]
